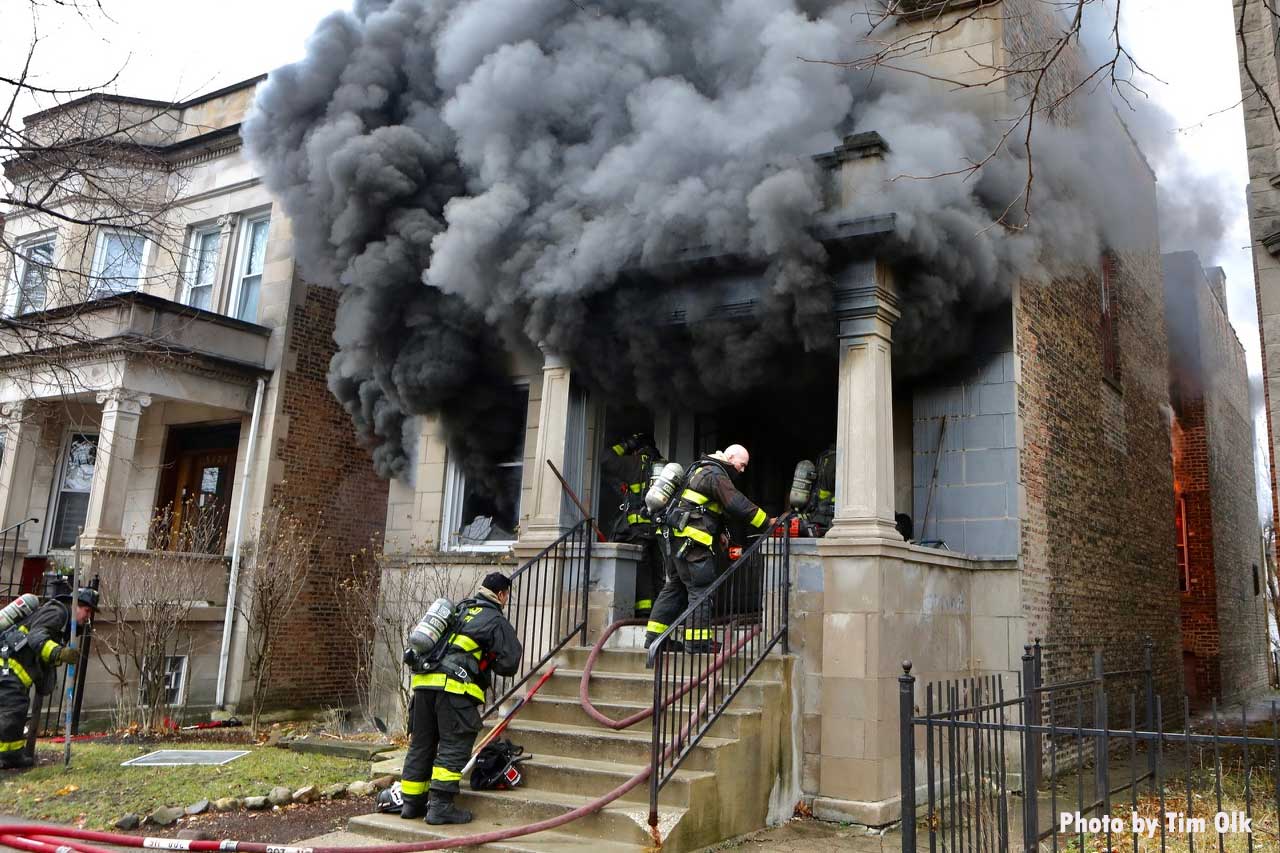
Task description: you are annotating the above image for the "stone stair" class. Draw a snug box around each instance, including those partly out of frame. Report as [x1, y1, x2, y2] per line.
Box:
[348, 646, 795, 852]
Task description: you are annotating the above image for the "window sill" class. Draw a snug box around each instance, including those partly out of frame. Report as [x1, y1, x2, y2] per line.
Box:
[446, 542, 516, 554]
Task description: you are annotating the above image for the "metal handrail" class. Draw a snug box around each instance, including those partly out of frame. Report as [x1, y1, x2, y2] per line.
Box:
[481, 518, 593, 719]
[0, 517, 38, 599]
[646, 513, 792, 831]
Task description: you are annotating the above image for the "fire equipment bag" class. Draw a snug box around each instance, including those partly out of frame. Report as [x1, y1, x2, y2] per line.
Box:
[469, 738, 531, 791]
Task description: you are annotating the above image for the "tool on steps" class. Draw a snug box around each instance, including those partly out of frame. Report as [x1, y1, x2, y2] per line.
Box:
[920, 414, 948, 544]
[546, 460, 608, 542]
[461, 664, 556, 776]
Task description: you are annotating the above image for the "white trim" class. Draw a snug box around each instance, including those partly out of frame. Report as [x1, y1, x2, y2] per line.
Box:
[90, 229, 151, 299]
[182, 224, 221, 310]
[228, 212, 270, 322]
[139, 654, 189, 708]
[44, 428, 99, 551]
[5, 231, 56, 316]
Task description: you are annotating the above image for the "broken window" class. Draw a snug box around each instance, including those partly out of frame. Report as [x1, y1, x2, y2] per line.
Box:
[443, 384, 530, 550]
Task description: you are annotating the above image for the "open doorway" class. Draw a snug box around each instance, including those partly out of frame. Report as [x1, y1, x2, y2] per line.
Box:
[154, 422, 241, 553]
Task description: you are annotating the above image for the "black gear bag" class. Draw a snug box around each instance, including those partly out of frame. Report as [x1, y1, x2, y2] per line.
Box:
[469, 738, 531, 791]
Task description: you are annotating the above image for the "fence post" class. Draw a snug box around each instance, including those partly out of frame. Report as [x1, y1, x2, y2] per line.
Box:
[1022, 645, 1039, 852]
[1093, 649, 1107, 812]
[1143, 637, 1156, 779]
[899, 662, 916, 853]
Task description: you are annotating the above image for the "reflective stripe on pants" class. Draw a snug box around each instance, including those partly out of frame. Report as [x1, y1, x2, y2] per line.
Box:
[401, 688, 483, 795]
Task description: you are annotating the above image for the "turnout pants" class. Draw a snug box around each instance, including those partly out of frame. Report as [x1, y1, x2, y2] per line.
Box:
[645, 543, 717, 643]
[401, 688, 482, 799]
[632, 536, 664, 615]
[0, 673, 29, 765]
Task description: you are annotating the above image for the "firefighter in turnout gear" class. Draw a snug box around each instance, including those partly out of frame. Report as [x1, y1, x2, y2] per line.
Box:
[0, 588, 97, 769]
[400, 572, 522, 825]
[805, 444, 836, 534]
[646, 445, 774, 654]
[602, 432, 665, 617]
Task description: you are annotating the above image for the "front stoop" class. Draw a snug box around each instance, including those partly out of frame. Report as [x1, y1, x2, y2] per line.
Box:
[348, 647, 795, 852]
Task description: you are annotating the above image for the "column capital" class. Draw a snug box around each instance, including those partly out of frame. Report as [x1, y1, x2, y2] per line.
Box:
[832, 259, 900, 342]
[537, 343, 568, 371]
[95, 389, 152, 415]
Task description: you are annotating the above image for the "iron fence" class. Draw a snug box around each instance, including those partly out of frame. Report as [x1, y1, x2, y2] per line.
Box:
[0, 518, 40, 600]
[900, 644, 1280, 852]
[481, 518, 592, 719]
[646, 515, 792, 833]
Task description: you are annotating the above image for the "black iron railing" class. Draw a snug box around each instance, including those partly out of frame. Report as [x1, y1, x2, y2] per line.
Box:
[645, 514, 791, 832]
[481, 518, 593, 718]
[0, 518, 39, 600]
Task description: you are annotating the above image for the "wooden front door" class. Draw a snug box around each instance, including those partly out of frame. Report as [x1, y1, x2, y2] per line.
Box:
[155, 424, 240, 553]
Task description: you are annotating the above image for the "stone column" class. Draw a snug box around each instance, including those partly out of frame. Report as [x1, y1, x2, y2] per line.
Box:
[824, 259, 902, 543]
[0, 403, 42, 544]
[520, 347, 573, 548]
[79, 389, 151, 549]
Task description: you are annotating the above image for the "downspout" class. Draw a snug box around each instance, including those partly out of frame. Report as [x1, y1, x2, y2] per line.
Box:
[216, 376, 266, 708]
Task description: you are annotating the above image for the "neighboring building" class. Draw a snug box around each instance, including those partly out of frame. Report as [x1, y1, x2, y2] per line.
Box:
[1163, 253, 1269, 705]
[0, 78, 387, 718]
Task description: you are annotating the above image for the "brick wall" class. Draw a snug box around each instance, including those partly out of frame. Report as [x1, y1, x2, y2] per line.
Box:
[1173, 401, 1221, 702]
[1016, 249, 1184, 707]
[264, 282, 388, 709]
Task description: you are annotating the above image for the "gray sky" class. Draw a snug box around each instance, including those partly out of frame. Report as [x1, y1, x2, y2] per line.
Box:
[5, 0, 1270, 508]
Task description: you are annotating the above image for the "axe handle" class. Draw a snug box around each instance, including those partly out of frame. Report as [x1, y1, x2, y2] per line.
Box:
[463, 665, 557, 776]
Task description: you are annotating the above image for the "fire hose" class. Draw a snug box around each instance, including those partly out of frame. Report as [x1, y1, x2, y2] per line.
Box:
[0, 618, 762, 853]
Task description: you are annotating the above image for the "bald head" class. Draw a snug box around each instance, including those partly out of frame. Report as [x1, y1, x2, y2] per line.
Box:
[723, 444, 750, 473]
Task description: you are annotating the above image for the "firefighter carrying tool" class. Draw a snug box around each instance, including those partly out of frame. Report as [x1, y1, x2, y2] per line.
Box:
[601, 432, 666, 618]
[646, 444, 774, 654]
[0, 587, 97, 769]
[401, 572, 522, 825]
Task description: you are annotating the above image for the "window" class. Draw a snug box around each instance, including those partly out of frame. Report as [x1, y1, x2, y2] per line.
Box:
[50, 433, 98, 549]
[6, 235, 54, 315]
[231, 216, 269, 321]
[1175, 496, 1188, 594]
[442, 385, 530, 550]
[91, 230, 148, 298]
[183, 227, 221, 311]
[1099, 252, 1120, 383]
[139, 655, 188, 707]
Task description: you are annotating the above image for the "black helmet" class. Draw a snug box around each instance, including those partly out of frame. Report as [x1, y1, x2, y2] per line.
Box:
[74, 588, 99, 611]
[375, 784, 403, 814]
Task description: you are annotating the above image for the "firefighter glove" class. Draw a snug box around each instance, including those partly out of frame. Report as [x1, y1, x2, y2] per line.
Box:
[56, 646, 81, 666]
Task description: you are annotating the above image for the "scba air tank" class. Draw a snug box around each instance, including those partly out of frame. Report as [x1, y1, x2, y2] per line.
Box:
[789, 460, 817, 510]
[0, 594, 38, 633]
[408, 598, 455, 656]
[645, 462, 686, 514]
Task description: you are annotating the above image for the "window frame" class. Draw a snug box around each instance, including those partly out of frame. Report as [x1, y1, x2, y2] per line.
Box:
[182, 224, 222, 311]
[139, 654, 189, 708]
[5, 232, 57, 316]
[441, 382, 530, 552]
[228, 212, 271, 322]
[1099, 251, 1121, 384]
[45, 429, 100, 551]
[89, 228, 150, 300]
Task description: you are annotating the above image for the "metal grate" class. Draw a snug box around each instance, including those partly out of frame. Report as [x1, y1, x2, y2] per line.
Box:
[121, 749, 248, 767]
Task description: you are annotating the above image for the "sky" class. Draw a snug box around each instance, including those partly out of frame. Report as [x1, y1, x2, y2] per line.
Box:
[2, 0, 1272, 513]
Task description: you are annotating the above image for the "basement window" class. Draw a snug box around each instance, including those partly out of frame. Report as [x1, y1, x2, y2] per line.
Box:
[139, 655, 188, 707]
[442, 384, 530, 551]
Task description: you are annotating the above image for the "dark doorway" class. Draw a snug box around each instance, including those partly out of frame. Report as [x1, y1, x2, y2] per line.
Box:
[154, 422, 241, 553]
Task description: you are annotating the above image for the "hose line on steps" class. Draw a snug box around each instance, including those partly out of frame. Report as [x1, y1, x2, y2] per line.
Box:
[0, 618, 759, 853]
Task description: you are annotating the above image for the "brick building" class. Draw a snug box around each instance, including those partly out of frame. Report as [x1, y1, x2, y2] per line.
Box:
[0, 78, 386, 718]
[1164, 252, 1269, 704]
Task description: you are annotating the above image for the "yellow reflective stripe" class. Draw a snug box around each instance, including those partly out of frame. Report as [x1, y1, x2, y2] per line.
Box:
[431, 766, 463, 783]
[674, 526, 714, 547]
[40, 641, 57, 663]
[681, 489, 708, 505]
[818, 489, 833, 500]
[749, 508, 767, 528]
[0, 740, 25, 753]
[629, 482, 644, 494]
[626, 514, 652, 526]
[635, 599, 653, 611]
[612, 444, 626, 456]
[400, 779, 427, 796]
[4, 658, 32, 688]
[646, 620, 669, 634]
[17, 627, 27, 634]
[683, 628, 714, 640]
[410, 672, 485, 702]
[449, 633, 482, 659]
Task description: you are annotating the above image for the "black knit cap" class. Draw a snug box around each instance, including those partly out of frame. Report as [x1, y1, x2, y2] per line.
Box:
[481, 572, 512, 593]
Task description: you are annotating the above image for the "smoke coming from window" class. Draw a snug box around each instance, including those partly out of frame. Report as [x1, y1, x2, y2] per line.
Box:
[243, 0, 1231, 480]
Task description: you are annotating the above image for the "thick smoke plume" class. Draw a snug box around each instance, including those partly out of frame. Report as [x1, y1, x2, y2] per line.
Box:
[243, 0, 1225, 479]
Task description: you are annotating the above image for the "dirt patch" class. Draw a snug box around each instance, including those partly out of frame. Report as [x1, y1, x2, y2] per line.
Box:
[129, 798, 376, 844]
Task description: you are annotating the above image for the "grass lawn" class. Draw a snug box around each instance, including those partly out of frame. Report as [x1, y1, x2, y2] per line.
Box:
[0, 741, 369, 829]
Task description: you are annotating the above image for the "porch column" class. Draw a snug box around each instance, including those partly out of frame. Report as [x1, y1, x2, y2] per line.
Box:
[79, 389, 151, 549]
[825, 259, 901, 543]
[0, 403, 42, 537]
[520, 346, 573, 547]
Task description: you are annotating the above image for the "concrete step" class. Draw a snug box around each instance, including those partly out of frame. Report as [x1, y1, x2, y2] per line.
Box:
[519, 693, 755, 738]
[348, 786, 672, 846]
[517, 753, 714, 807]
[544, 667, 778, 706]
[558, 646, 787, 680]
[496, 718, 735, 771]
[345, 813, 650, 852]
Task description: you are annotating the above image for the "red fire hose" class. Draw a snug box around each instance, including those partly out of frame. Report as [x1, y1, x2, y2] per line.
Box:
[0, 619, 757, 852]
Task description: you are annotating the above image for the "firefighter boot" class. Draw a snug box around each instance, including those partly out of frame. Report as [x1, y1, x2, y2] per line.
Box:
[683, 639, 722, 654]
[398, 794, 426, 820]
[0, 752, 31, 770]
[425, 791, 473, 825]
[643, 632, 683, 653]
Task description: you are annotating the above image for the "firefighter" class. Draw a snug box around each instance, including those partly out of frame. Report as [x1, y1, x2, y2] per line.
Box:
[400, 572, 522, 825]
[602, 432, 665, 617]
[0, 588, 97, 769]
[804, 444, 836, 535]
[646, 444, 774, 653]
